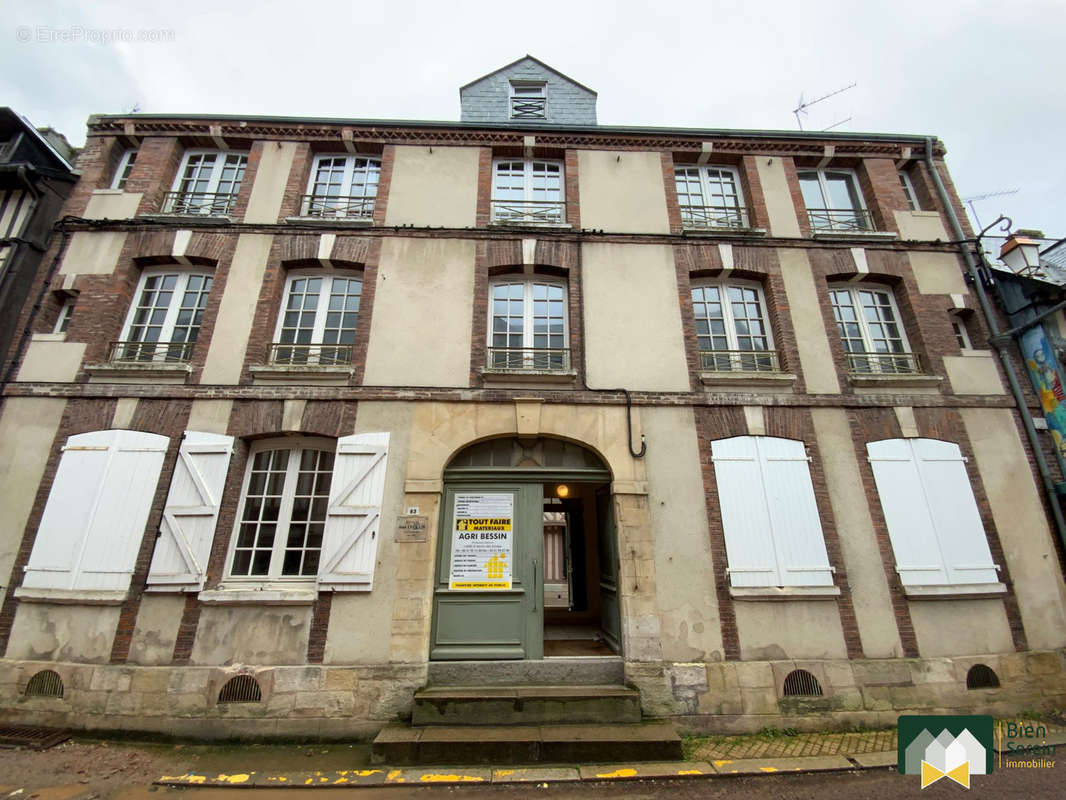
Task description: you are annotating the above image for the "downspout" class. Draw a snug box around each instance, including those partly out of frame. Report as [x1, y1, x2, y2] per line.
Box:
[924, 137, 1066, 551]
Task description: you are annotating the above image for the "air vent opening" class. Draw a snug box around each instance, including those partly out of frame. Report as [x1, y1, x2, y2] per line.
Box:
[24, 670, 64, 699]
[782, 669, 823, 697]
[217, 674, 262, 704]
[966, 664, 1000, 690]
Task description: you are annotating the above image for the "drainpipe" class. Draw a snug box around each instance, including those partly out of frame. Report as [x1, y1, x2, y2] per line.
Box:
[924, 138, 1066, 552]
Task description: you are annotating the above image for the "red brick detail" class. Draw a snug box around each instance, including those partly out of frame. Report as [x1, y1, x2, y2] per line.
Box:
[128, 137, 185, 215]
[780, 157, 811, 237]
[306, 591, 333, 663]
[564, 150, 581, 229]
[276, 142, 313, 221]
[171, 593, 202, 664]
[228, 141, 263, 221]
[661, 153, 683, 234]
[740, 155, 769, 232]
[475, 148, 493, 227]
[371, 145, 396, 227]
[856, 159, 906, 235]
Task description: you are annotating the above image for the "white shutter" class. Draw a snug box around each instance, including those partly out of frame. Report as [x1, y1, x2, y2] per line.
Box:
[23, 429, 169, 594]
[759, 437, 834, 587]
[712, 437, 779, 587]
[147, 431, 234, 590]
[318, 432, 390, 591]
[867, 439, 950, 585]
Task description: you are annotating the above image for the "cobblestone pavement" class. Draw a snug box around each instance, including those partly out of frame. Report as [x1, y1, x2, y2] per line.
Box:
[686, 729, 898, 760]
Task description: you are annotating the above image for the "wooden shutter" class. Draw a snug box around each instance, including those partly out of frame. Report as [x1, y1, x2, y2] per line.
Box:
[318, 432, 390, 591]
[712, 436, 780, 587]
[23, 429, 169, 594]
[147, 431, 234, 590]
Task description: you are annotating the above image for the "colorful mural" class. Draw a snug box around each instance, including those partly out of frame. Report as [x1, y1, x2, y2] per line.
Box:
[1022, 325, 1066, 456]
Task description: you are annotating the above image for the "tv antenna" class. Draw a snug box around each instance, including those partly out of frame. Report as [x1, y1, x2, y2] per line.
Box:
[961, 189, 1019, 228]
[793, 83, 857, 131]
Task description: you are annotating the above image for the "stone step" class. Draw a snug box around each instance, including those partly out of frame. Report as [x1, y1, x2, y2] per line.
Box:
[412, 685, 642, 726]
[372, 721, 682, 765]
[427, 657, 624, 687]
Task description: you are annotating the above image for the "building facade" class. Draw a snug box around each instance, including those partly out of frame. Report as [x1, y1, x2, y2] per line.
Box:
[1, 58, 1065, 738]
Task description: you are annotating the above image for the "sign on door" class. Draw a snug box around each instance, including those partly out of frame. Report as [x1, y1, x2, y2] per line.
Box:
[449, 493, 514, 590]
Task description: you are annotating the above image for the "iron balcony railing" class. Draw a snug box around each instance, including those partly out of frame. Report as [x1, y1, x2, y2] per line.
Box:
[510, 97, 546, 119]
[108, 340, 194, 363]
[680, 205, 751, 230]
[807, 208, 875, 233]
[269, 343, 353, 366]
[699, 349, 780, 373]
[162, 191, 240, 216]
[299, 194, 375, 219]
[491, 200, 566, 225]
[845, 351, 922, 375]
[488, 347, 570, 372]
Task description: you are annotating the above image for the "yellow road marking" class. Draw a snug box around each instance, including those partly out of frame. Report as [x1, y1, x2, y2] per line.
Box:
[678, 769, 703, 775]
[596, 768, 638, 779]
[419, 774, 485, 783]
[760, 767, 778, 773]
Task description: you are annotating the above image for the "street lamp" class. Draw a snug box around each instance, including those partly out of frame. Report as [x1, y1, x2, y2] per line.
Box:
[999, 232, 1044, 277]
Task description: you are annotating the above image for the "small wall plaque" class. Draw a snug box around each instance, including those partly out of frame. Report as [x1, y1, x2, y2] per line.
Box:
[395, 515, 428, 543]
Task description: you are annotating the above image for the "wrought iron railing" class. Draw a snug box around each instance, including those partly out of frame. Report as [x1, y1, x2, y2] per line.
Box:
[845, 351, 921, 375]
[108, 340, 194, 363]
[699, 349, 780, 373]
[299, 194, 375, 219]
[487, 347, 570, 372]
[510, 98, 546, 119]
[807, 208, 874, 233]
[491, 200, 566, 225]
[269, 343, 353, 366]
[162, 191, 240, 216]
[681, 205, 751, 230]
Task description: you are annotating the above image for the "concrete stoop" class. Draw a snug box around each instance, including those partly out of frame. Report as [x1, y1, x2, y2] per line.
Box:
[412, 685, 642, 726]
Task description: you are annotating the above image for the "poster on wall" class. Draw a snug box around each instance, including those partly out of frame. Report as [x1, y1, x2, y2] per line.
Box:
[1022, 325, 1066, 458]
[449, 493, 514, 590]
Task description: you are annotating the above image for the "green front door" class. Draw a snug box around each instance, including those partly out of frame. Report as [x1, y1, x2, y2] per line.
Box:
[430, 483, 544, 660]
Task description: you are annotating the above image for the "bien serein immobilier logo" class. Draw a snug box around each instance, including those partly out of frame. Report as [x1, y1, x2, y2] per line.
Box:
[898, 715, 993, 789]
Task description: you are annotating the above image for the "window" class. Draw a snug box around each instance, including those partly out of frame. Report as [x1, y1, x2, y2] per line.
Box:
[164, 150, 248, 215]
[223, 433, 390, 590]
[54, 298, 74, 334]
[952, 316, 973, 350]
[510, 82, 546, 119]
[867, 438, 1000, 589]
[488, 279, 568, 370]
[301, 155, 380, 219]
[711, 436, 835, 589]
[798, 169, 871, 232]
[112, 149, 138, 190]
[491, 159, 564, 224]
[691, 282, 777, 371]
[829, 284, 918, 374]
[898, 171, 919, 211]
[674, 166, 748, 229]
[115, 270, 213, 362]
[271, 273, 361, 365]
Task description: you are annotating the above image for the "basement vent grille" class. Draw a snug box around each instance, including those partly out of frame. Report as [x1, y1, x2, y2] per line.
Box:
[782, 669, 823, 697]
[24, 670, 64, 698]
[966, 664, 1000, 690]
[218, 675, 262, 704]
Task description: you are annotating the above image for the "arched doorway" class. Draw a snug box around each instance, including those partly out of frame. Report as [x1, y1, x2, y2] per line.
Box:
[429, 437, 620, 661]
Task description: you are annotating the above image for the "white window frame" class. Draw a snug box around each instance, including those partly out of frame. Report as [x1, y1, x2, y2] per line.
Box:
[272, 270, 363, 365]
[225, 436, 336, 583]
[951, 315, 973, 350]
[302, 154, 381, 218]
[509, 81, 547, 119]
[690, 279, 776, 372]
[898, 170, 919, 211]
[167, 149, 249, 215]
[797, 168, 871, 232]
[487, 277, 569, 370]
[112, 148, 138, 190]
[829, 283, 916, 373]
[490, 158, 565, 224]
[673, 165, 749, 229]
[54, 297, 74, 334]
[117, 268, 214, 362]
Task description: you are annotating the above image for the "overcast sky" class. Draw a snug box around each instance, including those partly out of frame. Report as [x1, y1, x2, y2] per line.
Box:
[3, 0, 1063, 240]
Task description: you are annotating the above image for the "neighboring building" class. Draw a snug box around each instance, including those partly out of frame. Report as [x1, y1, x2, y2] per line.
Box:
[1, 57, 1065, 741]
[0, 108, 77, 373]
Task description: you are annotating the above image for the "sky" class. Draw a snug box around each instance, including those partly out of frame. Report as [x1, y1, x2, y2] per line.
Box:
[3, 0, 1064, 240]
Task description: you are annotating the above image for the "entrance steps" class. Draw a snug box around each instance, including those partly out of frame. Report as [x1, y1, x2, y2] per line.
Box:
[426, 656, 624, 687]
[413, 685, 641, 726]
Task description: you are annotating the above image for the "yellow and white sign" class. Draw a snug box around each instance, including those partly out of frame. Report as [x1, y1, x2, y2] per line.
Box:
[449, 493, 513, 590]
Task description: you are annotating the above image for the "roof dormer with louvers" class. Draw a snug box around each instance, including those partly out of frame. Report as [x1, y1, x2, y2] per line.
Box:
[460, 55, 597, 126]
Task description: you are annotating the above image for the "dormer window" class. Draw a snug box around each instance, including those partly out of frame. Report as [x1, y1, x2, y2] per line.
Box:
[510, 82, 546, 119]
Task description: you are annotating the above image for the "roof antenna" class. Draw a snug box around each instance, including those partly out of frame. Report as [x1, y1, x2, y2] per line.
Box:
[961, 189, 1019, 229]
[793, 83, 856, 131]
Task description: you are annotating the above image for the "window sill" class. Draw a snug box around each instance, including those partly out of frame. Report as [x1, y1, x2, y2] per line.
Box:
[487, 220, 572, 230]
[730, 586, 841, 601]
[682, 226, 767, 238]
[198, 587, 318, 606]
[811, 230, 898, 242]
[14, 587, 128, 605]
[139, 213, 235, 225]
[84, 362, 192, 384]
[284, 216, 373, 228]
[249, 364, 354, 385]
[479, 368, 578, 388]
[699, 371, 797, 392]
[847, 373, 942, 390]
[32, 333, 67, 343]
[903, 582, 1007, 599]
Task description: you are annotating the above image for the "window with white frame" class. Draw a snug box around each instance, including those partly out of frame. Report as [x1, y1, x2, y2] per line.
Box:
[272, 273, 362, 365]
[491, 159, 564, 224]
[797, 169, 871, 232]
[898, 171, 919, 211]
[510, 82, 546, 119]
[302, 154, 381, 219]
[165, 150, 248, 215]
[867, 438, 1000, 589]
[711, 436, 835, 589]
[54, 297, 74, 334]
[951, 316, 973, 350]
[489, 278, 568, 370]
[829, 284, 917, 374]
[674, 166, 748, 229]
[691, 282, 777, 371]
[115, 269, 213, 362]
[112, 149, 138, 190]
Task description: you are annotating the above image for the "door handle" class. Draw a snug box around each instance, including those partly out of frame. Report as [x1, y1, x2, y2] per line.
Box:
[531, 559, 538, 611]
